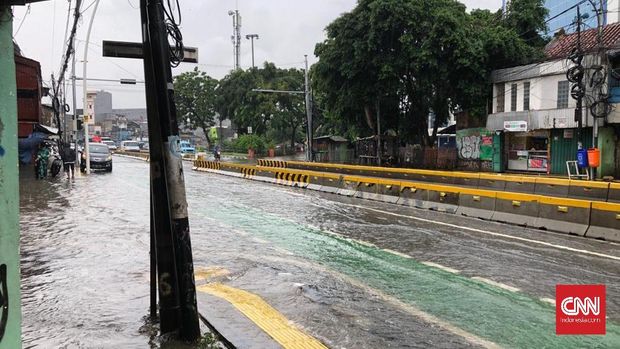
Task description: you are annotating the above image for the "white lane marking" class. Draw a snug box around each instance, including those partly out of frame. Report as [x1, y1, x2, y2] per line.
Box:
[422, 261, 460, 274]
[540, 298, 556, 305]
[383, 248, 413, 259]
[338, 202, 620, 262]
[258, 254, 501, 349]
[471, 277, 521, 293]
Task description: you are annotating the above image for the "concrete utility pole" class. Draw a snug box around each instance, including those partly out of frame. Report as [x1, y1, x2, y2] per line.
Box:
[246, 34, 259, 68]
[376, 100, 381, 166]
[304, 55, 313, 162]
[0, 7, 21, 349]
[140, 0, 200, 340]
[82, 0, 101, 174]
[228, 9, 241, 70]
[71, 0, 82, 166]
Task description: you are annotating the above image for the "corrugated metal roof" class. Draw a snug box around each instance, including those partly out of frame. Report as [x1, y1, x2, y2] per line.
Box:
[545, 22, 620, 60]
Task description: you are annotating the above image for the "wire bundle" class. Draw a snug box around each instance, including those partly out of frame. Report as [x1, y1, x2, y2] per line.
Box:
[162, 0, 184, 68]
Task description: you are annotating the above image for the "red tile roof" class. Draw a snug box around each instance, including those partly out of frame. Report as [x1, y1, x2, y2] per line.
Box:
[545, 22, 620, 60]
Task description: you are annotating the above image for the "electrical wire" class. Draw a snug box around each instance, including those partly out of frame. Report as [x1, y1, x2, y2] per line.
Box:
[162, 0, 184, 67]
[12, 4, 30, 38]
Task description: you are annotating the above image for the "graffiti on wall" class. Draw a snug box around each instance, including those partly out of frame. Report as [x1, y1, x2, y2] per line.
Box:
[456, 128, 493, 161]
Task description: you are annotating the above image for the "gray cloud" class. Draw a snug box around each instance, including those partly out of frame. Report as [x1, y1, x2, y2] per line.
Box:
[12, 0, 501, 108]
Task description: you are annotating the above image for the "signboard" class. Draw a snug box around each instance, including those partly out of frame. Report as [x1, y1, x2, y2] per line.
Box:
[563, 129, 574, 139]
[503, 120, 527, 132]
[85, 92, 97, 125]
[247, 126, 253, 134]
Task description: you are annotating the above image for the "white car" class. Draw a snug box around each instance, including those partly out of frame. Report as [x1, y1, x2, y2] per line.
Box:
[102, 140, 118, 151]
[120, 141, 141, 152]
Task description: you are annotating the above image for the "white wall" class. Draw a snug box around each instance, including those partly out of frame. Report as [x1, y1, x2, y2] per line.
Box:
[492, 60, 575, 114]
[609, 0, 620, 24]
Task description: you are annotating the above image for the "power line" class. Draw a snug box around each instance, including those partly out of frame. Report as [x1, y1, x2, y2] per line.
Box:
[12, 4, 30, 38]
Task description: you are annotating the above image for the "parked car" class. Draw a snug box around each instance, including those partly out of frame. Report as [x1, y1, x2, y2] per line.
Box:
[102, 140, 118, 151]
[180, 140, 195, 154]
[81, 143, 112, 172]
[120, 140, 141, 152]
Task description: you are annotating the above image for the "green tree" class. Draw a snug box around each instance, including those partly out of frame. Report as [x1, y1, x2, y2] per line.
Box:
[313, 0, 548, 146]
[173, 68, 218, 144]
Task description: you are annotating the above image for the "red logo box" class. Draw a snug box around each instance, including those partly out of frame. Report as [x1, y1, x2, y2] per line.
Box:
[556, 284, 606, 335]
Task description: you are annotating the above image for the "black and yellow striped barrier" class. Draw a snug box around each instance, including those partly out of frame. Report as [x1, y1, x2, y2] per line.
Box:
[257, 159, 287, 168]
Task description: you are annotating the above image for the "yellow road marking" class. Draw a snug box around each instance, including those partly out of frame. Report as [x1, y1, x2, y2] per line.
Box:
[194, 267, 230, 282]
[198, 283, 328, 349]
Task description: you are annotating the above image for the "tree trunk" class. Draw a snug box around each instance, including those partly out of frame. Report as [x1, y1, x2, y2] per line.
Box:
[290, 125, 297, 149]
[201, 122, 211, 148]
[364, 104, 376, 133]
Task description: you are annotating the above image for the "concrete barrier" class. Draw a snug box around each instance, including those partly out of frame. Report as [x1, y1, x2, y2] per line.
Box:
[345, 176, 400, 204]
[568, 180, 610, 201]
[477, 173, 508, 191]
[492, 192, 540, 226]
[307, 173, 342, 193]
[608, 183, 620, 203]
[425, 184, 460, 213]
[503, 176, 537, 194]
[456, 188, 497, 220]
[534, 178, 570, 197]
[396, 184, 430, 209]
[586, 202, 620, 242]
[337, 179, 360, 197]
[534, 196, 591, 236]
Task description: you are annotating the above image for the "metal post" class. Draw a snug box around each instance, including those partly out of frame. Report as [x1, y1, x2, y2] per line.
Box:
[142, 0, 199, 340]
[0, 6, 21, 349]
[71, 50, 79, 165]
[304, 55, 312, 162]
[149, 193, 157, 319]
[82, 0, 101, 174]
[376, 99, 381, 166]
[246, 34, 258, 68]
[576, 6, 583, 150]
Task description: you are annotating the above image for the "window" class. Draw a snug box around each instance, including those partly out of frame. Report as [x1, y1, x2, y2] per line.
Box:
[557, 80, 569, 109]
[523, 82, 530, 110]
[496, 83, 505, 113]
[510, 83, 518, 111]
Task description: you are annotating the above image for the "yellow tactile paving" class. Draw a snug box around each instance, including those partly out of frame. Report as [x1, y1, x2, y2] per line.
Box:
[194, 267, 230, 282]
[197, 282, 328, 349]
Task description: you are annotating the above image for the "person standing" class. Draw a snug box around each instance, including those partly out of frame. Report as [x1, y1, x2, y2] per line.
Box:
[61, 143, 76, 179]
[35, 143, 50, 180]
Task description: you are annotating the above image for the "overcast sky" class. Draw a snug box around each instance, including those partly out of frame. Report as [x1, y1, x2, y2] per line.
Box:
[11, 0, 501, 109]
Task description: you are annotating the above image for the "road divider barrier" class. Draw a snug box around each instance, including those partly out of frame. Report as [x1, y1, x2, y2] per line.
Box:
[586, 202, 620, 241]
[491, 192, 540, 227]
[534, 196, 591, 236]
[257, 159, 287, 168]
[272, 160, 618, 202]
[193, 160, 620, 242]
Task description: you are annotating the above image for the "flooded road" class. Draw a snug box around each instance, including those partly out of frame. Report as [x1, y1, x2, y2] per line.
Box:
[20, 157, 620, 348]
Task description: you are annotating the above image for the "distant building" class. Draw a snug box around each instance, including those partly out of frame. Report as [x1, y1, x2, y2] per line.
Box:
[93, 90, 112, 123]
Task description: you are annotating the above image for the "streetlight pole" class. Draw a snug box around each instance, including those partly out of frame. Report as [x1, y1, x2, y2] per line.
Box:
[304, 55, 313, 162]
[82, 0, 101, 174]
[246, 34, 259, 68]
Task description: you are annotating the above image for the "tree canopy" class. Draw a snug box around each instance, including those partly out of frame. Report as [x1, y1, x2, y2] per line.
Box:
[312, 0, 549, 146]
[173, 68, 218, 143]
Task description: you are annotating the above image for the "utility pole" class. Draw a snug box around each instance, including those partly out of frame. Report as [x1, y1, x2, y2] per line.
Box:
[376, 100, 381, 166]
[70, 0, 82, 166]
[592, 0, 605, 179]
[304, 55, 313, 162]
[0, 7, 21, 348]
[246, 34, 259, 68]
[82, 0, 101, 174]
[228, 9, 241, 70]
[141, 0, 200, 340]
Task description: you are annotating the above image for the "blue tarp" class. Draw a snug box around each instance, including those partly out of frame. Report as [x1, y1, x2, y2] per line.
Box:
[18, 132, 48, 164]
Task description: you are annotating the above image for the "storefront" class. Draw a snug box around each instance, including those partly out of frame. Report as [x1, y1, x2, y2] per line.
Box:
[505, 127, 550, 173]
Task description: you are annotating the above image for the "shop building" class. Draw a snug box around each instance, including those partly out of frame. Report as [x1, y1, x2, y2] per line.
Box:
[486, 23, 620, 178]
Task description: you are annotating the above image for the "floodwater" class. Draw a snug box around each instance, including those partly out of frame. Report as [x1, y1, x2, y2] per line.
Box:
[19, 157, 620, 348]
